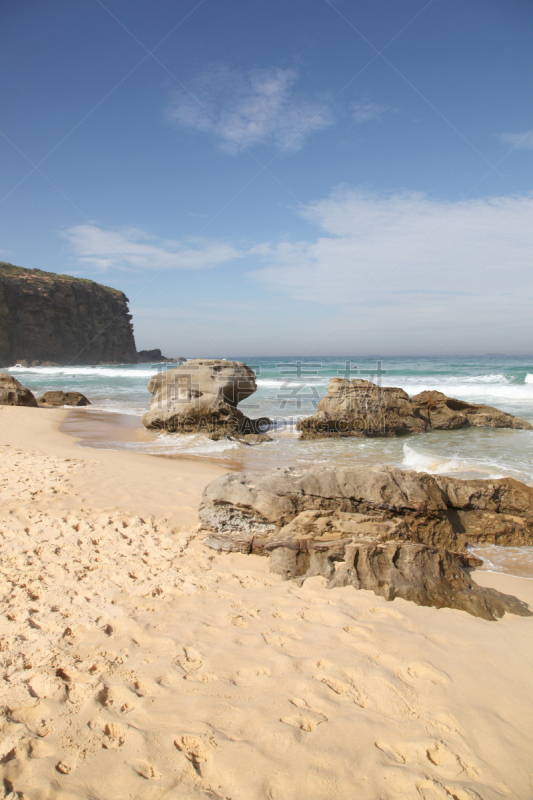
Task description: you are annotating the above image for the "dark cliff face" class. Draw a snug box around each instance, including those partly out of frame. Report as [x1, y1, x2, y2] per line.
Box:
[0, 262, 137, 366]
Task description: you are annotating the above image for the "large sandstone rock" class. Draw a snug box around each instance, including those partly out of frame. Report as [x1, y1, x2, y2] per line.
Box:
[38, 390, 90, 407]
[142, 359, 268, 434]
[297, 379, 427, 438]
[411, 390, 532, 430]
[0, 372, 37, 407]
[199, 465, 533, 618]
[296, 379, 531, 438]
[199, 465, 533, 551]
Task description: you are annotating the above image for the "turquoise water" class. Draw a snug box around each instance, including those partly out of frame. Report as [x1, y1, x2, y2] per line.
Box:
[8, 355, 533, 483]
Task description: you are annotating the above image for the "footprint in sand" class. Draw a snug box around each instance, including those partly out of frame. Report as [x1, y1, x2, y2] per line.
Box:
[426, 740, 480, 779]
[280, 714, 320, 732]
[175, 647, 218, 683]
[133, 760, 162, 780]
[262, 629, 290, 647]
[343, 624, 373, 639]
[231, 666, 271, 687]
[374, 741, 408, 764]
[416, 778, 483, 799]
[174, 734, 213, 774]
[102, 721, 126, 749]
[368, 606, 405, 620]
[406, 662, 451, 686]
[282, 696, 328, 731]
[228, 615, 247, 627]
[319, 675, 368, 707]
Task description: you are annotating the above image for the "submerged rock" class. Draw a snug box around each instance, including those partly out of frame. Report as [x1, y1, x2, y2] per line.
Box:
[38, 390, 91, 407]
[0, 372, 37, 407]
[199, 465, 533, 619]
[209, 431, 273, 445]
[142, 358, 270, 436]
[296, 378, 531, 438]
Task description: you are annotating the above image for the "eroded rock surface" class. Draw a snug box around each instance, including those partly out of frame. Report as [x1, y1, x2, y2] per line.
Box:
[200, 465, 533, 550]
[268, 539, 531, 621]
[199, 465, 533, 618]
[142, 359, 269, 435]
[0, 372, 37, 407]
[297, 378, 531, 438]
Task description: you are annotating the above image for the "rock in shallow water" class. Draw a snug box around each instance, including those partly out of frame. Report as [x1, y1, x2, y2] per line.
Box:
[296, 378, 531, 438]
[142, 358, 269, 435]
[38, 390, 90, 407]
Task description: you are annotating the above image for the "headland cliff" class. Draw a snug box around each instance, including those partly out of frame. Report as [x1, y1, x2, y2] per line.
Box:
[0, 262, 137, 366]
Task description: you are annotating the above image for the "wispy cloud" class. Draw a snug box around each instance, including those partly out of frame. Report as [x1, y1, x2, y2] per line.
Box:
[351, 100, 391, 124]
[63, 224, 243, 271]
[165, 65, 335, 153]
[248, 188, 533, 307]
[499, 131, 533, 151]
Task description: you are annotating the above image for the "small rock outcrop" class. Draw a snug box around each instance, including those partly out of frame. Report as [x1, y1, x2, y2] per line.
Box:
[0, 372, 37, 407]
[38, 391, 90, 407]
[137, 349, 177, 364]
[142, 359, 270, 435]
[198, 465, 533, 619]
[296, 379, 531, 438]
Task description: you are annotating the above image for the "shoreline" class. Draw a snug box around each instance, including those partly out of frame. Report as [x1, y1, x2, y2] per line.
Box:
[1, 404, 533, 798]
[59, 406, 252, 473]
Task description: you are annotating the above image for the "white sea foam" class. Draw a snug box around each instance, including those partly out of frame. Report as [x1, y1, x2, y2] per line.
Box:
[8, 365, 158, 379]
[256, 378, 329, 388]
[526, 373, 533, 384]
[401, 444, 504, 478]
[396, 381, 533, 402]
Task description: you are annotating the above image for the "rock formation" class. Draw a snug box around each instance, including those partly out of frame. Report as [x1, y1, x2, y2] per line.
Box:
[142, 359, 270, 435]
[38, 391, 90, 407]
[198, 465, 533, 619]
[297, 378, 531, 438]
[411, 389, 530, 430]
[0, 372, 38, 407]
[137, 349, 177, 364]
[0, 262, 137, 367]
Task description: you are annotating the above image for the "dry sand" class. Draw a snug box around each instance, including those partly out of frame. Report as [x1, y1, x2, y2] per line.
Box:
[1, 405, 532, 800]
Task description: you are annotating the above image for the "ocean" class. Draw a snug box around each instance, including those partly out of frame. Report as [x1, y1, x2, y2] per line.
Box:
[8, 355, 533, 576]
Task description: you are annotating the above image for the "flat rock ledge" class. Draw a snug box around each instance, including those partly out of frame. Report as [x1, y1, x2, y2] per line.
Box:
[199, 465, 533, 620]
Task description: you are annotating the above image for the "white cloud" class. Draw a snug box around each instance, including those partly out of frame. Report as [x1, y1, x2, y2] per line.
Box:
[351, 100, 390, 124]
[165, 65, 335, 153]
[63, 225, 243, 271]
[248, 188, 533, 309]
[499, 131, 533, 151]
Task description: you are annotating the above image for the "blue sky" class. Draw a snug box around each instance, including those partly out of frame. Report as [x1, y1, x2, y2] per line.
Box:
[1, 0, 532, 356]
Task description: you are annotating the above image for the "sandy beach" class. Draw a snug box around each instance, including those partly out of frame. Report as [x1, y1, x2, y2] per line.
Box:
[1, 406, 533, 800]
